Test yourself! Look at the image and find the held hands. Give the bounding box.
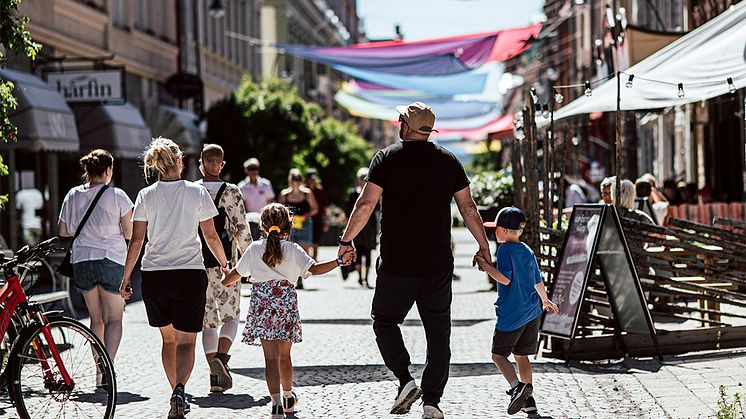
[338,249,357,266]
[119,278,133,300]
[472,247,493,272]
[473,254,491,271]
[542,299,559,313]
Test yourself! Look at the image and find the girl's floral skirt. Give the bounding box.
[242,279,302,346]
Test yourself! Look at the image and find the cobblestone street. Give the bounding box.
[1,229,744,418]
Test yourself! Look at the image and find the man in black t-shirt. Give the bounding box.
[338,102,492,419]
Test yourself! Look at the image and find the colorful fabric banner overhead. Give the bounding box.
[277,24,540,76]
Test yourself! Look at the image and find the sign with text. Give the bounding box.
[46,68,125,104]
[541,205,604,338]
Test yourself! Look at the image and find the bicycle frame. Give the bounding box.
[0,273,74,388]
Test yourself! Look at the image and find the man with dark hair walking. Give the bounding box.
[338,102,492,419]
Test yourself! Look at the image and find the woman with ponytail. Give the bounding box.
[59,149,132,373]
[119,137,229,419]
[222,203,355,419]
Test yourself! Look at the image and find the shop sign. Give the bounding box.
[45,68,125,104]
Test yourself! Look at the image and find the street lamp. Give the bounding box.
[208,0,225,19]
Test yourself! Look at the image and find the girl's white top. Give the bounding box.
[133,180,218,271]
[59,184,133,265]
[235,239,315,286]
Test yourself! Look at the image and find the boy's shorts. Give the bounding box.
[491,316,541,357]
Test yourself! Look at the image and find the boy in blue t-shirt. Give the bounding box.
[475,207,558,416]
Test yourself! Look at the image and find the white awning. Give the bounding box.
[553,2,746,122]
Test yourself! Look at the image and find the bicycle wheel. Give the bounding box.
[8,316,116,419]
[0,311,22,388]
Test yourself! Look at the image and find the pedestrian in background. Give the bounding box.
[612,179,655,224]
[120,137,230,419]
[599,176,615,205]
[238,158,275,240]
[222,203,354,419]
[306,170,329,260]
[279,169,318,289]
[59,149,132,374]
[476,207,558,416]
[339,102,492,419]
[344,167,378,288]
[196,144,252,394]
[15,183,44,246]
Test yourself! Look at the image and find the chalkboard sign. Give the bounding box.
[595,209,654,334]
[541,204,659,359]
[541,205,605,338]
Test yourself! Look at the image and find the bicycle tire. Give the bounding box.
[0,311,22,389]
[8,315,116,419]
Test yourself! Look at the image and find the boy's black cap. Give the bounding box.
[484,206,527,230]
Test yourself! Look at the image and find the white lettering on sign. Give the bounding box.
[46,69,123,103]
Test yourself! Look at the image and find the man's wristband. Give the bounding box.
[338,236,353,246]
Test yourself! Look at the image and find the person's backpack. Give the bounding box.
[200,183,232,268]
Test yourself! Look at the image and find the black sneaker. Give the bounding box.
[521,396,538,415]
[507,382,533,415]
[282,391,298,413]
[209,374,223,393]
[271,403,285,418]
[168,388,186,419]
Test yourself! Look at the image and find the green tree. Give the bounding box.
[1,0,42,206]
[205,76,375,206]
[293,117,375,205]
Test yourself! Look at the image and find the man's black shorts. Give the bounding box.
[141,269,208,333]
[491,316,541,357]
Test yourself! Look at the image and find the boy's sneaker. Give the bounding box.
[168,388,187,419]
[390,380,422,414]
[209,374,223,393]
[422,403,445,419]
[521,396,538,415]
[282,391,298,413]
[271,403,285,418]
[507,382,533,415]
[209,354,233,391]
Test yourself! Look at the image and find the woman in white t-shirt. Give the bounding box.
[58,149,133,369]
[119,137,229,419]
[222,203,354,418]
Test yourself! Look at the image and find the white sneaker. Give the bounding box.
[390,380,422,414]
[422,404,445,419]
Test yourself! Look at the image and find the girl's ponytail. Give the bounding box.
[261,203,292,267]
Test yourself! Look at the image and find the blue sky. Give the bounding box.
[357,0,545,41]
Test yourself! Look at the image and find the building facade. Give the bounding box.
[0,0,261,249]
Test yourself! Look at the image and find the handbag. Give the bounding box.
[57,185,109,278]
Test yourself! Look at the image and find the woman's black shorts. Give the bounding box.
[141,269,208,333]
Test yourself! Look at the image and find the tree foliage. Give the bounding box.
[206,76,375,206]
[1,0,42,206]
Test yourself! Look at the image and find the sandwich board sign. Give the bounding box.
[540,204,661,360]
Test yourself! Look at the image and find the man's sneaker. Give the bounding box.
[422,404,445,419]
[507,382,533,415]
[390,380,422,414]
[271,403,285,419]
[282,391,298,413]
[209,374,223,393]
[209,354,233,391]
[521,396,538,414]
[168,390,186,419]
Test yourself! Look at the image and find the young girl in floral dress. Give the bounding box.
[222,203,354,418]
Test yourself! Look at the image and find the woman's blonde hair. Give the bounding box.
[79,149,113,182]
[611,179,637,210]
[288,168,304,184]
[143,137,182,179]
[260,203,292,267]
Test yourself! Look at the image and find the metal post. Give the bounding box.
[192,0,204,117]
[615,71,622,210]
[525,90,540,250]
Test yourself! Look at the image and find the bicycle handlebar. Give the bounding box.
[2,237,60,269]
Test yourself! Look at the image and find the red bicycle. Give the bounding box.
[0,237,116,418]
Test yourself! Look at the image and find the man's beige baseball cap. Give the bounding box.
[395,102,439,135]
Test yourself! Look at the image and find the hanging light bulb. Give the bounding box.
[677,83,685,98]
[572,135,580,146]
[625,74,634,88]
[541,104,550,119]
[727,77,736,94]
[554,89,564,104]
[584,81,592,97]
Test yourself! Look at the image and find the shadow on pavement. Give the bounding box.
[301,319,491,327]
[116,391,150,405]
[190,393,270,410]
